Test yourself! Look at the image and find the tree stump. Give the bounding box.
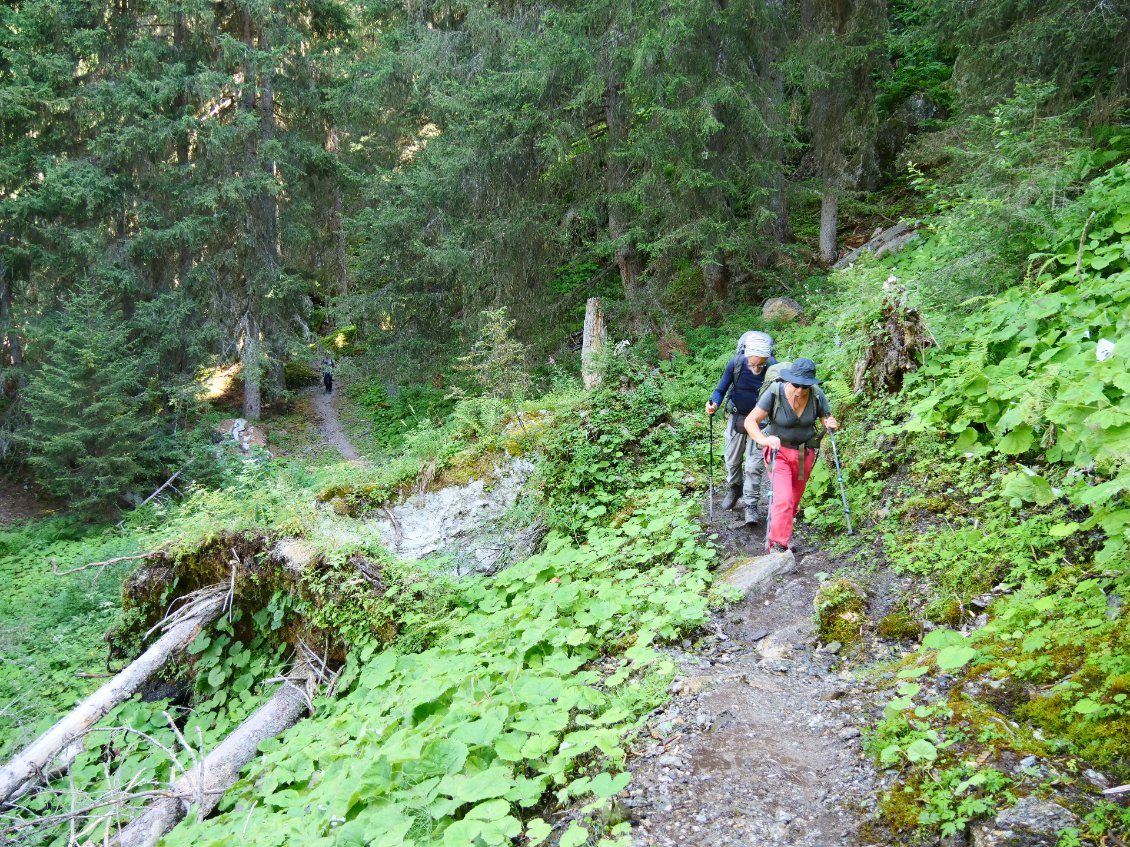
[853,281,935,394]
[581,297,607,390]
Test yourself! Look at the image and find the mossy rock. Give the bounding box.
[877,610,920,641]
[925,596,964,627]
[814,578,868,646]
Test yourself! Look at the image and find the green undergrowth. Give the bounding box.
[157,487,718,847]
[10,609,291,846]
[820,136,1130,842]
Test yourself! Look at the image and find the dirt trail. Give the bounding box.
[625,511,881,847]
[307,387,361,461]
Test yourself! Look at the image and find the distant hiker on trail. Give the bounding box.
[321,356,335,394]
[705,331,776,526]
[744,358,838,552]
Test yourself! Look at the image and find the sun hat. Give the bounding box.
[780,357,821,386]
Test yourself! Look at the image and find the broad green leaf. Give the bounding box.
[525,818,553,845]
[997,426,1034,455]
[922,629,965,649]
[935,645,977,670]
[559,823,589,847]
[905,739,938,763]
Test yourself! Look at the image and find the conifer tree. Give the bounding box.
[16,285,162,510]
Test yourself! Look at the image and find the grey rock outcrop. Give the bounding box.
[971,797,1079,847]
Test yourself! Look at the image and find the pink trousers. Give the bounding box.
[763,446,817,548]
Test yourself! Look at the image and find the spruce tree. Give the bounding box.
[16,284,161,511]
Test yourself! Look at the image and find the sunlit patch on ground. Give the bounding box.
[197,364,242,402]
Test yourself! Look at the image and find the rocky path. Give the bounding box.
[307,386,361,461]
[625,518,881,847]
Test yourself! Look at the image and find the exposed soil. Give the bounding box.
[0,478,55,525]
[625,499,884,847]
[307,386,362,461]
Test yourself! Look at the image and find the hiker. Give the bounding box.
[321,356,335,394]
[744,357,838,552]
[705,332,776,525]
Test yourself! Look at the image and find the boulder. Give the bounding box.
[272,539,320,573]
[971,797,1079,847]
[761,297,803,323]
[722,550,796,596]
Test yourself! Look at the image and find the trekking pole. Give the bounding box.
[828,431,854,535]
[707,413,715,523]
[764,448,778,553]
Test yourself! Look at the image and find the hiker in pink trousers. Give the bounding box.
[743,358,839,552]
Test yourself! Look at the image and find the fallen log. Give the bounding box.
[108,655,324,847]
[0,587,227,807]
[832,221,918,270]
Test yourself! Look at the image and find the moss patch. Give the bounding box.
[814,578,868,646]
[878,610,921,641]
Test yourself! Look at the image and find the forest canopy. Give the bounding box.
[1,0,1128,508]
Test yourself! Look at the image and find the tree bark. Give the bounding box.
[108,657,319,847]
[325,125,349,296]
[819,190,838,264]
[702,258,728,304]
[604,34,648,335]
[581,297,607,390]
[241,313,262,422]
[0,589,226,807]
[238,12,280,422]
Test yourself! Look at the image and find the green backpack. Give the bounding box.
[758,360,792,403]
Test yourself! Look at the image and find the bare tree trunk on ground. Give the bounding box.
[582,297,607,390]
[0,589,227,806]
[819,191,838,265]
[109,656,322,847]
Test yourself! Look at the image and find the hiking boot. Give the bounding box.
[769,542,789,554]
[720,484,742,511]
[743,506,760,526]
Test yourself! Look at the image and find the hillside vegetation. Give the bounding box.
[1,0,1129,844]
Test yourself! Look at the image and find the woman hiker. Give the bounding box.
[705,331,776,526]
[743,357,839,552]
[321,355,335,394]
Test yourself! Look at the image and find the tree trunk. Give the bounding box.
[238,12,280,422]
[604,36,648,335]
[581,297,607,390]
[819,190,838,265]
[0,589,226,807]
[241,313,262,422]
[702,258,728,304]
[0,272,24,387]
[109,657,319,847]
[325,125,349,296]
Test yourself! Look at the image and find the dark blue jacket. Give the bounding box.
[710,355,777,415]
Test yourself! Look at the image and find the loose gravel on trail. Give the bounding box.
[308,386,361,461]
[624,509,884,847]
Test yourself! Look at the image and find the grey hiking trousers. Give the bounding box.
[724,415,768,510]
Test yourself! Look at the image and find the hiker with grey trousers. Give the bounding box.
[705,332,776,525]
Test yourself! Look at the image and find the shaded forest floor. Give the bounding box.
[0,480,54,525]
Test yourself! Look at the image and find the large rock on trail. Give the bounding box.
[971,797,1080,847]
[722,550,797,596]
